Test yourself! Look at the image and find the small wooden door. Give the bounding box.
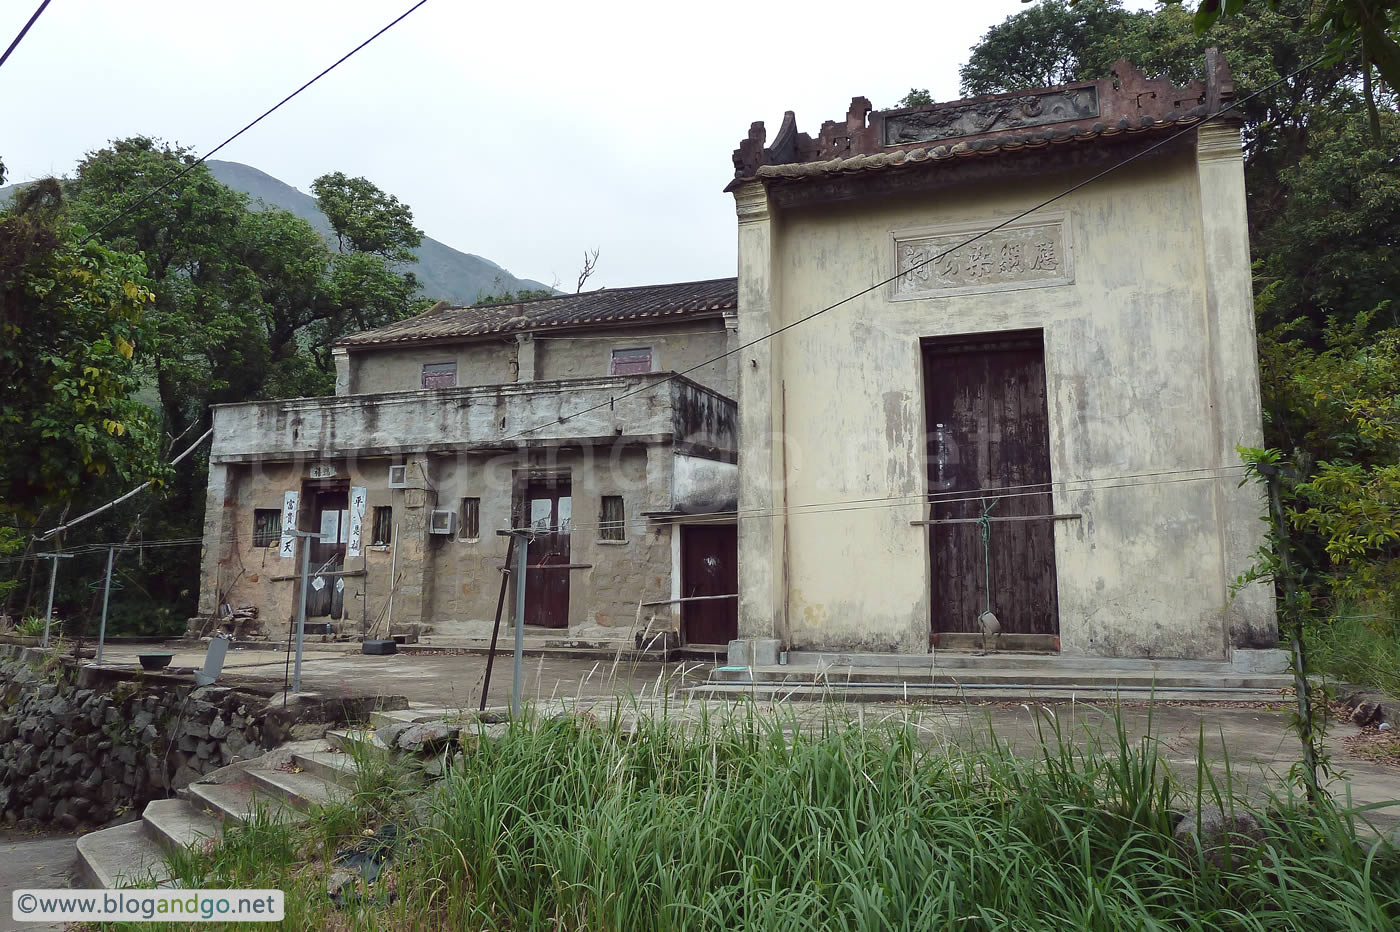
[307,489,347,620]
[522,478,571,629]
[924,331,1059,638]
[680,524,738,645]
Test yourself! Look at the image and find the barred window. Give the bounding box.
[599,496,626,541]
[372,506,393,546]
[253,509,281,547]
[461,497,481,539]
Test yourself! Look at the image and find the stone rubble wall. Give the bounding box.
[0,646,284,830]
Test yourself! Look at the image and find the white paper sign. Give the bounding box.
[347,486,367,558]
[311,576,325,591]
[279,491,299,560]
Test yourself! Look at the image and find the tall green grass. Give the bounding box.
[131,703,1400,931]
[404,705,1400,931]
[1307,608,1400,697]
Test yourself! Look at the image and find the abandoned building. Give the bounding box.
[198,280,742,649]
[726,53,1276,661]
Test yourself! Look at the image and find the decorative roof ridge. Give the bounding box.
[726,51,1236,191]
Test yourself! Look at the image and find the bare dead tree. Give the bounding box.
[576,248,600,293]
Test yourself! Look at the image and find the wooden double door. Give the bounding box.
[923,331,1059,639]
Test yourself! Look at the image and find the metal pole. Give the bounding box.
[41,554,60,647]
[96,547,115,664]
[480,532,517,712]
[511,531,529,719]
[292,531,313,693]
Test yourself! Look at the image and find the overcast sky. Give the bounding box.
[3,0,1153,291]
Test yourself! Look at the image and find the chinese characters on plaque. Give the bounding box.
[279,491,299,560]
[346,486,367,558]
[893,221,1070,299]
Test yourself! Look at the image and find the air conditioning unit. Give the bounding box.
[387,464,408,488]
[428,509,456,536]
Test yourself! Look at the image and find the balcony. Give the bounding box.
[209,373,736,463]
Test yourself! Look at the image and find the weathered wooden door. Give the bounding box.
[523,479,571,629]
[680,524,738,645]
[307,489,348,620]
[923,331,1059,638]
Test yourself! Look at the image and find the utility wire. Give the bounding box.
[495,52,1328,446]
[0,463,1254,563]
[0,0,51,71]
[81,0,429,245]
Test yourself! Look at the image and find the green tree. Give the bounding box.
[959,0,1132,96]
[1163,0,1400,129]
[0,180,162,520]
[310,171,423,263]
[474,287,556,307]
[66,138,263,437]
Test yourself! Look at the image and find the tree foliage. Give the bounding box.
[961,0,1133,96]
[0,182,162,520]
[1,138,435,630]
[311,171,423,263]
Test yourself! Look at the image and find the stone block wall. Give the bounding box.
[0,646,290,829]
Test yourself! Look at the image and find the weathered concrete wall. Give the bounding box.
[202,447,683,644]
[349,341,517,394]
[345,318,739,398]
[735,128,1274,659]
[0,646,276,829]
[210,375,705,462]
[535,319,738,398]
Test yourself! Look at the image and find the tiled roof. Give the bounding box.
[336,277,737,348]
[754,112,1206,184]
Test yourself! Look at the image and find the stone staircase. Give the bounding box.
[73,706,461,889]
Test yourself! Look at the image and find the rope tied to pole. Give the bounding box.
[976,497,1001,618]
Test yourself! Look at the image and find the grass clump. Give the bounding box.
[117,703,1400,931]
[1308,607,1400,697]
[402,706,1400,930]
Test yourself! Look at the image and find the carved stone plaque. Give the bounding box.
[883,88,1099,147]
[892,221,1071,300]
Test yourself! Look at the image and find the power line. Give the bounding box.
[0,463,1253,562]
[0,0,51,71]
[81,0,430,245]
[494,52,1328,446]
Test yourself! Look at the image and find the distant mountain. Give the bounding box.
[1,161,553,305]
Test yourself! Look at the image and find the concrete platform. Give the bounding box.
[688,652,1293,702]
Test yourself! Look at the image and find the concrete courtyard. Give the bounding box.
[87,644,1400,837]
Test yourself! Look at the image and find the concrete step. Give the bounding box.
[686,682,1288,703]
[780,650,1267,674]
[76,820,171,888]
[293,749,360,790]
[245,766,343,810]
[142,798,220,854]
[368,707,456,729]
[183,775,306,827]
[705,664,1293,691]
[328,727,392,759]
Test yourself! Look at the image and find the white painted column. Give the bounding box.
[732,183,786,643]
[332,347,351,395]
[516,333,537,381]
[197,462,233,616]
[1195,121,1277,650]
